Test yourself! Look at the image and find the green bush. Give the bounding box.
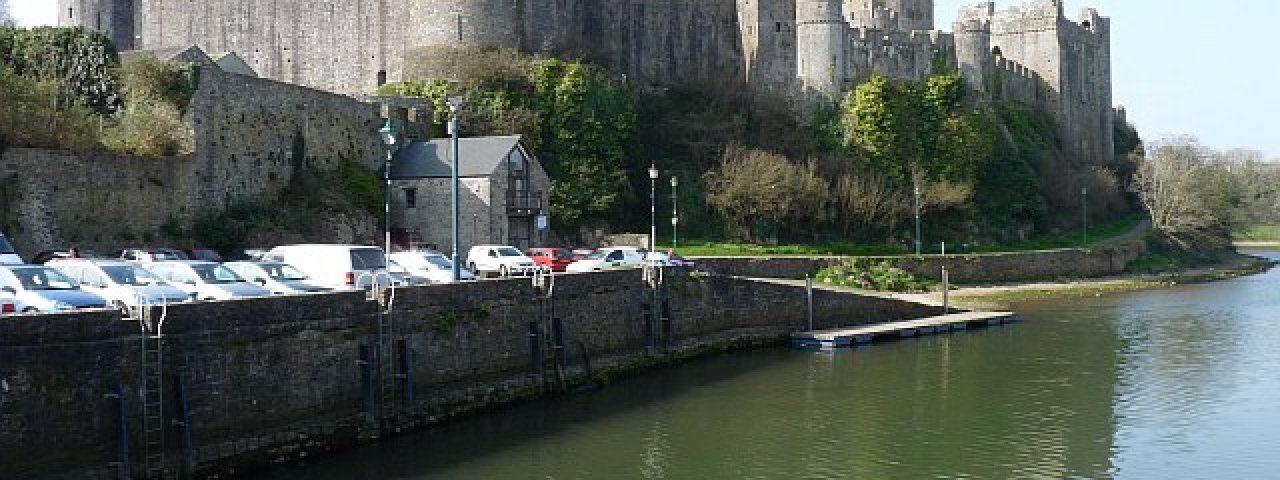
[0,67,101,152]
[815,260,932,292]
[102,99,191,156]
[335,158,382,216]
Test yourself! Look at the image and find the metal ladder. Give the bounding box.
[532,270,565,392]
[362,271,398,426]
[134,299,169,479]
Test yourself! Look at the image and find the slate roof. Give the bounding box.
[389,135,524,179]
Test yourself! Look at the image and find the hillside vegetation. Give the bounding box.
[387,47,1143,248]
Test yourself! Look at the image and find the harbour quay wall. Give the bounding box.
[693,240,1147,283]
[0,269,939,479]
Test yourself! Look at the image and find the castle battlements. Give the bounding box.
[59,0,1114,165]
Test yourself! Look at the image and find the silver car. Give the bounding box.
[0,265,108,312]
[146,261,272,301]
[224,261,333,295]
[47,259,191,309]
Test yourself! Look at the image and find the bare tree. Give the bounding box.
[705,144,828,242]
[0,0,13,27]
[1134,136,1237,250]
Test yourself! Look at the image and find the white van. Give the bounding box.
[0,231,22,265]
[261,244,392,289]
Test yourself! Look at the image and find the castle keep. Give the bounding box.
[59,0,1115,164]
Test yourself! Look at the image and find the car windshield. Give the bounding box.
[350,249,387,269]
[190,264,244,283]
[0,235,14,254]
[102,265,164,286]
[260,263,309,281]
[423,255,453,269]
[151,250,187,261]
[497,247,523,257]
[10,267,78,290]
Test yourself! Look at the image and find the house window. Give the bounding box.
[404,188,417,208]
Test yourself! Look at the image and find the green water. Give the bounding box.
[260,252,1280,479]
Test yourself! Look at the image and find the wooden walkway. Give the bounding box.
[792,311,1018,349]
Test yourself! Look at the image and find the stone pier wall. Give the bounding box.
[0,270,939,479]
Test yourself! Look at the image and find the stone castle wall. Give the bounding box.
[0,65,386,256]
[0,270,941,479]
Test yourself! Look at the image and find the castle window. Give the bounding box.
[68,8,73,19]
[377,70,387,87]
[404,188,417,209]
[991,46,1003,56]
[1082,20,1092,30]
[776,22,782,33]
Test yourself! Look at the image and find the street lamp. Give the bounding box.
[648,164,659,254]
[913,182,922,255]
[379,118,396,262]
[670,176,678,252]
[447,96,464,282]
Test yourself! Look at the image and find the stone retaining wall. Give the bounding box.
[0,270,939,479]
[692,240,1147,283]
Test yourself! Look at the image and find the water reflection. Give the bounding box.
[256,253,1280,480]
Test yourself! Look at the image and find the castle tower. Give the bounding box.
[846,0,934,31]
[796,0,848,98]
[57,0,135,50]
[407,0,522,53]
[953,2,993,91]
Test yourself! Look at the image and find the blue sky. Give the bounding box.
[11,0,1279,159]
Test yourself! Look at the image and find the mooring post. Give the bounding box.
[942,266,950,314]
[806,275,814,332]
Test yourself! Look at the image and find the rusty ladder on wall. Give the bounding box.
[133,300,169,479]
[371,273,399,426]
[532,271,566,392]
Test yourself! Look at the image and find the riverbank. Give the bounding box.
[910,251,1277,310]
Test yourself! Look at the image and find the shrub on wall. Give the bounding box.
[0,67,100,152]
[0,26,121,115]
[101,99,191,156]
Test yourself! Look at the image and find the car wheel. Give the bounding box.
[500,265,509,277]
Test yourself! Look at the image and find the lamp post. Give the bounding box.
[913,182,922,255]
[1082,185,1088,246]
[670,176,678,252]
[648,164,658,253]
[447,96,464,282]
[379,119,396,262]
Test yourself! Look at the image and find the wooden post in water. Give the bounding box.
[942,266,950,314]
[806,275,814,332]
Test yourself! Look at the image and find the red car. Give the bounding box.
[526,248,575,272]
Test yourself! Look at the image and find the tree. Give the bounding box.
[1134,136,1239,251]
[705,144,827,242]
[0,0,13,27]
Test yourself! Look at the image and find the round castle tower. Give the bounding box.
[56,0,135,50]
[796,0,847,98]
[406,0,522,52]
[846,0,934,31]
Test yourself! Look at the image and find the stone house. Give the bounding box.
[389,136,550,255]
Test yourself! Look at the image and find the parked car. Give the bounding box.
[527,247,575,272]
[261,244,394,289]
[1,291,16,314]
[224,261,334,294]
[31,249,105,264]
[644,251,698,271]
[118,248,189,263]
[465,245,541,277]
[145,261,271,301]
[47,259,191,309]
[0,265,108,312]
[570,248,595,261]
[566,246,648,273]
[179,247,224,262]
[0,231,22,265]
[388,251,476,284]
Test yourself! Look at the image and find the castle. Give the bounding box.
[58,0,1114,164]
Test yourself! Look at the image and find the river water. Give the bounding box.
[260,251,1280,479]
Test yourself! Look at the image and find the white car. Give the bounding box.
[261,244,394,289]
[47,259,191,309]
[465,245,541,277]
[566,247,648,273]
[224,261,334,295]
[146,261,272,301]
[0,265,109,312]
[388,251,476,284]
[0,231,22,265]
